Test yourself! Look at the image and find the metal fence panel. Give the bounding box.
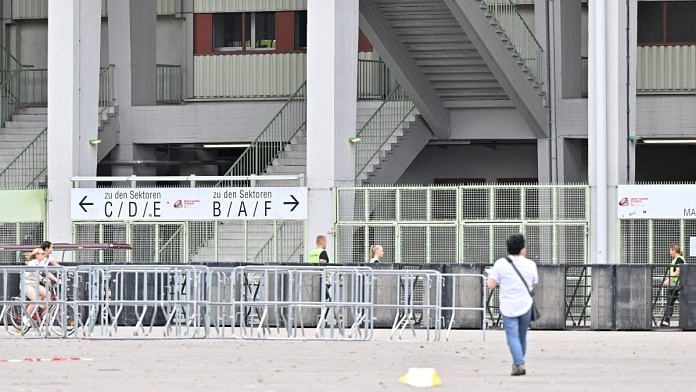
[336,185,589,265]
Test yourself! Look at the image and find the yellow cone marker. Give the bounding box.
[398,368,442,388]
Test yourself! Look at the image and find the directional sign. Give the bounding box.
[71,187,308,221]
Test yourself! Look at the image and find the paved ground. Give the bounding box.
[0,329,694,391]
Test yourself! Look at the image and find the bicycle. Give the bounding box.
[6,280,78,337]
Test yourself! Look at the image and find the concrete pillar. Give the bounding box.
[588,0,637,264]
[47,0,102,244]
[108,0,157,176]
[306,0,359,260]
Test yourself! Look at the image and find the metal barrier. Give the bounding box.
[0,265,71,338]
[440,272,487,341]
[372,269,443,341]
[70,265,209,339]
[0,265,489,340]
[209,266,375,341]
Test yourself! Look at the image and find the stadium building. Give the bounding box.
[0,0,694,275]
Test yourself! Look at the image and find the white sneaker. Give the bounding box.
[22,315,31,326]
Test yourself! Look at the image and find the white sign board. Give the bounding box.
[691,237,696,257]
[71,187,308,221]
[617,185,696,219]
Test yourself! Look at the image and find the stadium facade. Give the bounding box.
[0,0,694,265]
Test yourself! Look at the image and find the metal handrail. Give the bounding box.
[0,127,48,189]
[354,84,415,179]
[99,64,115,115]
[481,0,545,88]
[0,46,23,128]
[217,81,307,185]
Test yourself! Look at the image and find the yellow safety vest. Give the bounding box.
[308,248,324,264]
[670,256,685,285]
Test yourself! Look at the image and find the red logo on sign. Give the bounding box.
[173,200,183,208]
[619,197,629,206]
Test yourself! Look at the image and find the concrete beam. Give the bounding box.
[445,0,548,138]
[359,0,450,138]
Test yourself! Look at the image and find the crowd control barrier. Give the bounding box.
[0,265,488,341]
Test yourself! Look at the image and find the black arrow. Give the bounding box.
[283,195,299,212]
[79,196,94,213]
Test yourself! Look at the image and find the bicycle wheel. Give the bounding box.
[49,303,79,337]
[6,300,29,336]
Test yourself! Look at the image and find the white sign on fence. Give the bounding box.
[617,185,696,219]
[71,187,308,221]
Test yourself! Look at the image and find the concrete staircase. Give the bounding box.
[361,115,432,184]
[360,0,548,135]
[0,105,118,189]
[0,107,48,188]
[265,100,410,176]
[190,220,304,263]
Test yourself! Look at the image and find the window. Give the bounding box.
[246,12,276,50]
[638,1,696,45]
[295,11,307,49]
[213,12,276,52]
[213,13,243,50]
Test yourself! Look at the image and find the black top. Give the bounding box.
[319,250,329,263]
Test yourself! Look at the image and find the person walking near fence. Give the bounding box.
[487,234,539,376]
[661,243,686,327]
[308,235,330,264]
[369,245,384,263]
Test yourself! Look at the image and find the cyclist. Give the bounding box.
[41,241,61,266]
[23,248,59,325]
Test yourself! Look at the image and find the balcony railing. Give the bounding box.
[194,54,391,101]
[0,47,22,128]
[156,64,183,104]
[20,67,47,106]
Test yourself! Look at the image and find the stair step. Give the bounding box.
[279,151,306,159]
[265,165,306,174]
[4,121,48,128]
[11,114,48,122]
[0,134,42,142]
[18,107,47,115]
[285,144,306,152]
[273,157,305,166]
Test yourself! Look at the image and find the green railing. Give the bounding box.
[354,84,415,180]
[156,64,183,104]
[0,47,23,128]
[482,0,545,89]
[0,128,48,189]
[218,81,307,181]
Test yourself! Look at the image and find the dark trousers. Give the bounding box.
[663,286,681,323]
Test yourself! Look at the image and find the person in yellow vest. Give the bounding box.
[661,243,686,327]
[308,235,329,264]
[369,245,384,263]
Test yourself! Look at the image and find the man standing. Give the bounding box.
[308,235,329,264]
[487,234,538,376]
